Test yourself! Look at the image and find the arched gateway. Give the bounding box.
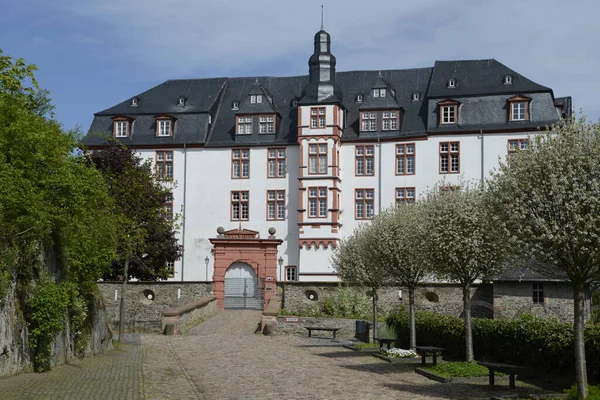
[224,263,260,309]
[210,228,282,310]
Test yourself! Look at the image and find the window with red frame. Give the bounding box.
[308,187,327,218]
[440,142,459,173]
[231,191,249,221]
[396,143,415,175]
[309,144,327,175]
[355,145,375,176]
[232,149,250,179]
[267,148,286,178]
[355,189,375,219]
[267,190,285,220]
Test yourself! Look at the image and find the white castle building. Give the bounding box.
[83,28,571,308]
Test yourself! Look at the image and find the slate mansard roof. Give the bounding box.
[83,57,569,148]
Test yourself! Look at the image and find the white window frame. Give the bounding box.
[286,266,297,281]
[512,102,527,121]
[361,112,377,132]
[115,121,128,138]
[441,105,456,124]
[158,120,172,137]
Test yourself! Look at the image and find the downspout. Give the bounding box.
[181,143,187,281]
[378,137,382,213]
[479,129,484,184]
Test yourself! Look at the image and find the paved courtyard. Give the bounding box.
[0,311,562,399]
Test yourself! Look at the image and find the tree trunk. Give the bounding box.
[372,289,378,341]
[409,287,416,350]
[118,258,130,345]
[574,281,588,400]
[463,284,474,362]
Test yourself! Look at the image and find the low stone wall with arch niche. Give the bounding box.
[98,281,213,333]
[278,282,494,320]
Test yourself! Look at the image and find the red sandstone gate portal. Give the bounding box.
[210,228,282,310]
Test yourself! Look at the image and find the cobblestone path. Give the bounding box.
[0,343,143,399]
[151,310,554,400]
[0,311,560,399]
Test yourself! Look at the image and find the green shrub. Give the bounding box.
[564,384,600,400]
[353,342,380,350]
[377,324,397,339]
[386,309,600,380]
[27,275,69,372]
[321,285,372,319]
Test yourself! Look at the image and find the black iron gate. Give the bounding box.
[224,278,264,310]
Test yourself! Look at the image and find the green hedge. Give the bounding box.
[387,309,600,380]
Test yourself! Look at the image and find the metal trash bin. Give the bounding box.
[355,320,369,342]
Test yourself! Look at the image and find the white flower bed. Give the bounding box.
[380,347,418,358]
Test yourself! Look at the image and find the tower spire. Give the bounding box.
[321,5,324,30]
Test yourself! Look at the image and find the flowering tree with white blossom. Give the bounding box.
[421,183,508,362]
[332,221,389,339]
[332,204,428,346]
[487,116,600,400]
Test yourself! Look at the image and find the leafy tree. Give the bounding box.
[87,140,182,341]
[332,220,390,339]
[487,116,600,399]
[382,204,429,350]
[1,49,119,369]
[421,183,507,362]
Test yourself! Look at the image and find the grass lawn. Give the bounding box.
[352,342,380,350]
[422,361,493,378]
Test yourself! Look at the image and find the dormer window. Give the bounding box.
[508,95,531,121]
[178,96,186,106]
[412,92,420,102]
[361,112,377,131]
[382,111,398,130]
[130,97,139,107]
[115,121,128,137]
[232,101,240,110]
[112,116,132,138]
[504,74,513,85]
[373,88,386,98]
[250,94,263,104]
[512,102,527,120]
[155,115,174,137]
[158,120,171,136]
[438,100,460,125]
[441,106,456,124]
[447,78,456,88]
[356,94,363,102]
[237,116,252,134]
[259,115,275,134]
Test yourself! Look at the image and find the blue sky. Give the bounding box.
[2,0,598,133]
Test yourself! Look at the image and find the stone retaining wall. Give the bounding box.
[493,281,579,321]
[0,283,112,378]
[279,282,494,319]
[98,281,213,333]
[162,295,217,335]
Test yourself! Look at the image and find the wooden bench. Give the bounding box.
[478,362,526,390]
[415,346,445,366]
[374,337,397,349]
[305,327,340,339]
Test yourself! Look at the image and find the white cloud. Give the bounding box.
[49,0,600,119]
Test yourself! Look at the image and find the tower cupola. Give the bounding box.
[299,29,343,104]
